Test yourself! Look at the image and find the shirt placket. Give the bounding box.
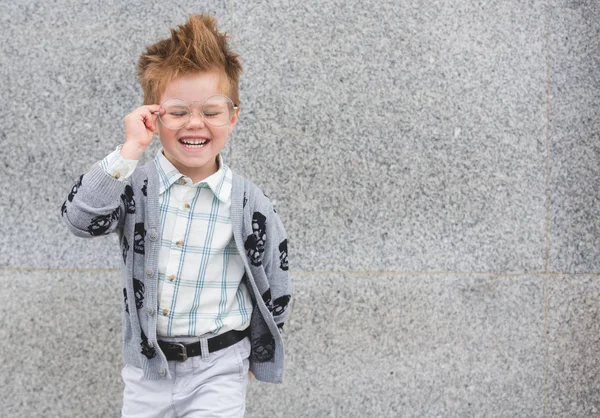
[158,181,195,336]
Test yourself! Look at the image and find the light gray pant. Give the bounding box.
[121,336,251,418]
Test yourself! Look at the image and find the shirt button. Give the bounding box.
[162,309,169,316]
[181,178,188,185]
[184,203,190,209]
[175,240,183,247]
[145,268,153,277]
[147,307,154,316]
[169,274,176,282]
[113,172,121,179]
[159,368,166,377]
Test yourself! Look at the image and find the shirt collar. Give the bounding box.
[154,149,232,203]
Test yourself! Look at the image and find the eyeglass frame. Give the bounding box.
[153,94,239,130]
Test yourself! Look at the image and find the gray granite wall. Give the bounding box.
[1,0,599,417]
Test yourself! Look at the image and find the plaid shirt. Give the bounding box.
[102,147,252,337]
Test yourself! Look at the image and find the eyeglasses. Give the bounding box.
[154,95,238,129]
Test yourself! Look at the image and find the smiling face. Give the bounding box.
[157,70,238,182]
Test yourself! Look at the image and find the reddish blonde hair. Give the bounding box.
[137,14,242,105]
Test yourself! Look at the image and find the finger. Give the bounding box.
[145,104,162,118]
[138,107,159,130]
[147,106,165,131]
[138,104,164,119]
[141,104,161,112]
[142,113,158,133]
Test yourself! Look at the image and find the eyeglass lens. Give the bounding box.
[159,95,235,129]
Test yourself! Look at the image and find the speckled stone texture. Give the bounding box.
[231,0,548,273]
[3,0,600,417]
[0,270,123,418]
[549,1,600,273]
[545,275,600,417]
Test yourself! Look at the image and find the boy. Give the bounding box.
[61,14,291,418]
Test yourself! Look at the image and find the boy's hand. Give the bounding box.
[121,104,163,160]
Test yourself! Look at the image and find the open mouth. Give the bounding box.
[179,138,210,149]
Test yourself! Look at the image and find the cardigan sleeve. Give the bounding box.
[261,200,292,330]
[60,162,130,238]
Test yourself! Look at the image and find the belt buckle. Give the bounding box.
[170,342,188,361]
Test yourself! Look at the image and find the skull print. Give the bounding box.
[251,334,275,363]
[87,206,121,236]
[272,295,291,317]
[123,288,129,314]
[133,278,145,309]
[141,178,148,196]
[121,185,136,214]
[88,214,112,235]
[134,223,145,254]
[261,289,290,317]
[244,212,266,266]
[262,289,272,308]
[279,239,288,271]
[68,175,83,202]
[140,330,156,359]
[121,235,129,264]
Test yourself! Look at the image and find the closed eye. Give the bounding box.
[169,112,189,118]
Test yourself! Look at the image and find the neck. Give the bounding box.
[188,163,218,183]
[162,151,219,183]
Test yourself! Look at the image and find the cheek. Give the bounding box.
[159,129,178,145]
[206,120,229,135]
[212,126,229,140]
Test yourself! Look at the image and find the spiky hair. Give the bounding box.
[137,14,242,105]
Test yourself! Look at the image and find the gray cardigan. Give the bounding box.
[61,159,291,383]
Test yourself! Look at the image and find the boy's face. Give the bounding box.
[157,70,238,182]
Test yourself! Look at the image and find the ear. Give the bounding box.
[227,107,240,135]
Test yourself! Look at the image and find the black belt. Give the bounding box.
[158,328,250,362]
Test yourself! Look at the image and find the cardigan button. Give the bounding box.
[149,229,157,241]
[147,307,154,316]
[159,368,166,377]
[145,268,153,277]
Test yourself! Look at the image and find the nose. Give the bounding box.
[185,106,206,129]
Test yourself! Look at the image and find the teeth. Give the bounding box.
[181,139,207,147]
